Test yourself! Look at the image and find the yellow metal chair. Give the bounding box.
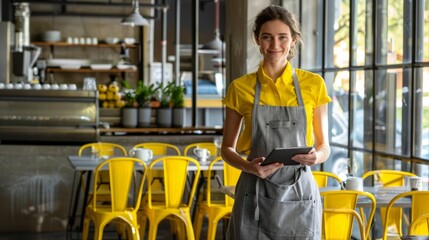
[81,157,147,240]
[312,171,343,188]
[132,142,181,198]
[193,156,241,240]
[320,190,376,239]
[362,170,417,237]
[139,156,201,240]
[183,142,218,157]
[78,142,127,202]
[382,191,429,240]
[408,213,429,236]
[323,208,366,240]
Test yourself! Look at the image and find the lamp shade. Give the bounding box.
[121,0,149,26]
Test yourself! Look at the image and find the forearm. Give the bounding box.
[315,144,330,164]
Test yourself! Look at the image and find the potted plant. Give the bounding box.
[121,88,137,128]
[171,83,186,127]
[135,81,157,127]
[156,81,173,127]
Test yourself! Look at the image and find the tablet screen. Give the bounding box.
[260,147,312,166]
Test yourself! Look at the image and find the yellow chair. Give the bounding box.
[323,208,366,240]
[193,156,241,240]
[312,171,343,188]
[140,156,201,240]
[78,142,127,202]
[183,142,218,157]
[81,157,147,240]
[320,190,376,239]
[132,142,181,197]
[362,170,417,237]
[382,191,429,240]
[408,214,429,236]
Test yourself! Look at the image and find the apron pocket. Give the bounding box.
[241,192,316,238]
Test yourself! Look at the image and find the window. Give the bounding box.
[284,0,429,178]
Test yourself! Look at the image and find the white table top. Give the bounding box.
[67,155,224,171]
[220,185,412,208]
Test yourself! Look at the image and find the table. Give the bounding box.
[219,185,412,208]
[66,155,224,239]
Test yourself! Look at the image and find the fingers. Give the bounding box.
[248,157,283,179]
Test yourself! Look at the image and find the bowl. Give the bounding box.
[42,30,62,42]
[105,37,119,44]
[123,37,135,45]
[90,64,113,70]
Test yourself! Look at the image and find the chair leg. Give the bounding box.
[139,215,147,240]
[207,218,219,240]
[183,213,196,240]
[193,208,204,240]
[82,217,90,240]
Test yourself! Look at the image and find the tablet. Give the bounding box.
[260,147,312,166]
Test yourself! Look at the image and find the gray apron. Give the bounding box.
[227,68,322,239]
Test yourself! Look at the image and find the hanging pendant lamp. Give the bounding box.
[202,0,224,56]
[121,0,149,26]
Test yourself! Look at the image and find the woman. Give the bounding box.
[221,5,331,239]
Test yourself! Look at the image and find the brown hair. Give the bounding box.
[252,5,303,60]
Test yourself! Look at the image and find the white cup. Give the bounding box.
[193,148,210,162]
[409,177,422,191]
[129,148,153,161]
[344,176,363,191]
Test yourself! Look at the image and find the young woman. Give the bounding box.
[221,5,331,239]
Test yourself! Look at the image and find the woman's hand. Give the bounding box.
[291,148,318,166]
[245,157,284,179]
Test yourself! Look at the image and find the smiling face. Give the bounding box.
[256,19,296,65]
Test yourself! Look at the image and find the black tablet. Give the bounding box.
[260,147,313,166]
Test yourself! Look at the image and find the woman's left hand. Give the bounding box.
[291,148,318,166]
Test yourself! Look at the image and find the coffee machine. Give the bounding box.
[12,2,41,83]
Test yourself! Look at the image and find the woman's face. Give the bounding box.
[256,19,296,64]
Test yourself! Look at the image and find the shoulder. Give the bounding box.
[228,72,257,92]
[295,68,324,83]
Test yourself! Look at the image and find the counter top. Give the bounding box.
[100,127,223,135]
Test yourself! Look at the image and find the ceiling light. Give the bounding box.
[121,0,149,27]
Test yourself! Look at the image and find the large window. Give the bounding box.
[286,0,429,179]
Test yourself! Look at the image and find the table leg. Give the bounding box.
[67,171,82,240]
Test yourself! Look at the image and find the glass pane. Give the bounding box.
[325,0,350,68]
[414,67,429,160]
[375,0,412,65]
[374,68,411,156]
[299,0,323,69]
[350,70,372,149]
[415,0,429,62]
[327,71,349,147]
[323,146,349,181]
[353,0,373,66]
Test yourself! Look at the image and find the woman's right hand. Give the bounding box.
[245,157,284,179]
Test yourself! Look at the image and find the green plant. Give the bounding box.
[122,88,136,107]
[157,81,174,108]
[170,83,185,108]
[135,81,157,107]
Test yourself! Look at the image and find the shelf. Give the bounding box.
[47,67,137,73]
[32,41,137,48]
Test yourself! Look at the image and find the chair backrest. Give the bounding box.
[323,208,366,240]
[320,190,376,239]
[132,142,181,156]
[206,157,241,207]
[312,171,343,187]
[183,142,217,157]
[92,157,147,212]
[409,213,429,236]
[362,170,416,186]
[383,191,429,239]
[146,156,200,209]
[78,142,127,157]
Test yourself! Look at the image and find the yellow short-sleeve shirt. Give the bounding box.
[222,62,331,155]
